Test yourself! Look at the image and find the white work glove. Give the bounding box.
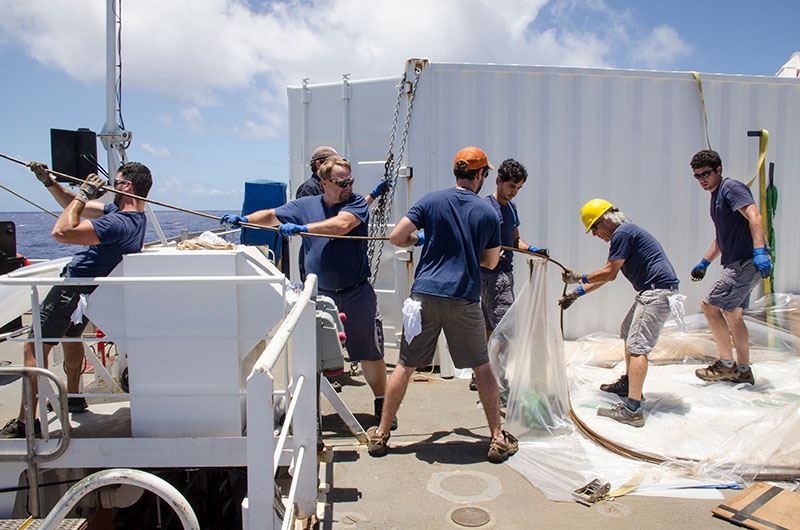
[76,174,107,203]
[28,161,54,187]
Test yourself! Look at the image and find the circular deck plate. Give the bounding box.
[450,506,491,527]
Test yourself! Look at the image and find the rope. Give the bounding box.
[502,245,800,478]
[0,183,57,217]
[0,152,389,242]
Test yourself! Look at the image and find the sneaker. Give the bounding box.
[487,430,518,463]
[373,398,398,431]
[597,402,644,427]
[730,367,755,385]
[695,360,738,382]
[599,374,628,397]
[469,373,478,391]
[68,397,88,414]
[0,418,41,439]
[366,426,390,457]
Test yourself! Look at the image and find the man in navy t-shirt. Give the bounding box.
[1,161,151,439]
[366,146,518,464]
[560,199,679,428]
[475,158,547,392]
[221,157,392,426]
[689,149,771,385]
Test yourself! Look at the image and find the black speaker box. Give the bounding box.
[50,128,98,183]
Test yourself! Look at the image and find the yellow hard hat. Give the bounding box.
[580,198,614,233]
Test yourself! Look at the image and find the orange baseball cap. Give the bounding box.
[453,146,494,171]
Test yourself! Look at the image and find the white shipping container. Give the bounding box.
[288,59,800,341]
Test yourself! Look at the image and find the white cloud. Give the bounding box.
[0,0,692,136]
[140,142,189,159]
[155,174,240,199]
[632,25,693,67]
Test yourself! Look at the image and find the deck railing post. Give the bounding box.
[245,366,275,530]
[290,278,318,519]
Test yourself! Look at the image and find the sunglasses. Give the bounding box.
[693,169,714,180]
[327,177,354,188]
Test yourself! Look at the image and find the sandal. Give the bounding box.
[366,426,390,457]
[487,430,518,463]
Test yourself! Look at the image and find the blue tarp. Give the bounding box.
[240,180,287,261]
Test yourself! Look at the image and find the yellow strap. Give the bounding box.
[691,72,712,150]
[745,129,768,188]
[608,474,644,498]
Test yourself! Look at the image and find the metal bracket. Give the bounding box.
[572,478,610,506]
[398,166,413,179]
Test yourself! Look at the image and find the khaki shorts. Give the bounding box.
[704,258,761,313]
[399,293,488,369]
[619,288,674,356]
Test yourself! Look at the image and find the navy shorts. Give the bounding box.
[399,293,488,369]
[321,282,384,362]
[31,284,96,346]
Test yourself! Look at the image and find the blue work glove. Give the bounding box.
[370,179,390,199]
[691,258,711,282]
[414,231,425,247]
[527,245,549,257]
[220,214,248,226]
[752,247,772,278]
[278,223,308,236]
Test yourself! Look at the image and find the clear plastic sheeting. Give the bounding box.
[493,261,800,501]
[488,258,570,437]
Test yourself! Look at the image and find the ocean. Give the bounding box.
[1,210,230,260]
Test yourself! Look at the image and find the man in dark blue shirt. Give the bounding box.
[1,161,151,439]
[689,150,771,385]
[560,199,679,428]
[222,157,391,426]
[367,146,518,464]
[475,158,546,392]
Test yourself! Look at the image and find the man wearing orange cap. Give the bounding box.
[366,146,518,463]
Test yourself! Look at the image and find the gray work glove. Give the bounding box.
[562,268,582,284]
[558,289,581,310]
[76,173,107,203]
[28,161,54,187]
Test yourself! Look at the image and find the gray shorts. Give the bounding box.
[619,288,674,356]
[400,293,488,369]
[321,282,384,362]
[480,270,515,331]
[704,258,761,313]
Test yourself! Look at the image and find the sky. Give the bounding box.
[0,0,797,213]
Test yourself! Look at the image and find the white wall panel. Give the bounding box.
[290,61,800,339]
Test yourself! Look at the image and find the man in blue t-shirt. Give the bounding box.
[689,150,771,385]
[1,161,151,439]
[560,199,679,428]
[366,146,518,464]
[221,157,392,427]
[474,158,547,392]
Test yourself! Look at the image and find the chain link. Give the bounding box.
[368,65,422,285]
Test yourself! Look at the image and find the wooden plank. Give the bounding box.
[712,482,800,530]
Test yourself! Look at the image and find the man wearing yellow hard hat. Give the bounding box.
[559,199,679,427]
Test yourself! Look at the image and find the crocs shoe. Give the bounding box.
[366,426,389,457]
[487,430,518,463]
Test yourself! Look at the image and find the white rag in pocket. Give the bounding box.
[402,297,422,345]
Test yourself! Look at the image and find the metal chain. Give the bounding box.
[368,64,422,285]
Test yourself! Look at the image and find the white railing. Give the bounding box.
[244,274,318,530]
[0,269,322,529]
